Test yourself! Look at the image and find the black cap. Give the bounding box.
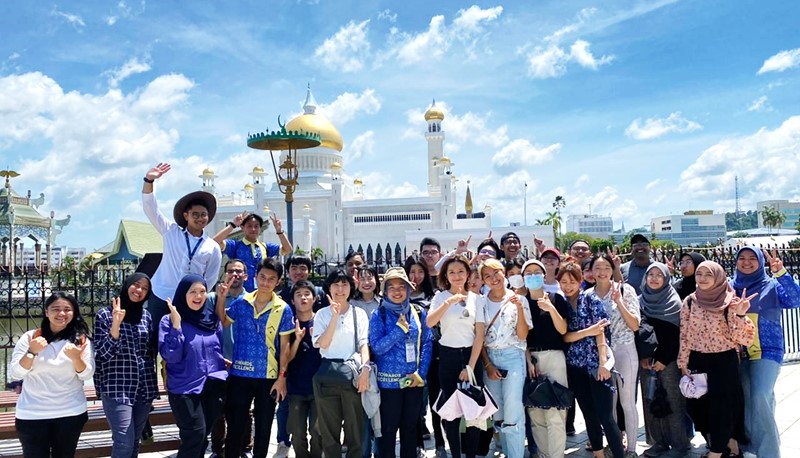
[630,234,650,244]
[241,214,265,227]
[500,232,519,244]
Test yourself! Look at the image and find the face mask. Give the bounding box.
[507,274,524,289]
[524,273,545,291]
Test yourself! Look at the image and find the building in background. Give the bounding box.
[650,211,726,246]
[566,214,614,238]
[757,200,800,230]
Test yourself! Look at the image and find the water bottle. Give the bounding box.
[645,368,658,399]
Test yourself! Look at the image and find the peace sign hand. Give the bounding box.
[456,235,472,255]
[294,319,307,340]
[729,288,758,316]
[611,282,623,304]
[537,294,555,313]
[233,210,249,228]
[166,297,181,330]
[666,255,676,276]
[327,294,341,317]
[763,249,784,274]
[217,277,233,297]
[270,213,283,234]
[111,297,126,327]
[606,247,621,268]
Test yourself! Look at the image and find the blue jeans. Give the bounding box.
[277,398,291,445]
[485,347,526,458]
[740,358,781,457]
[102,395,153,458]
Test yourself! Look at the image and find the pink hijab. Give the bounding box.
[693,261,733,312]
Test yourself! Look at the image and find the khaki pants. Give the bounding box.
[528,350,568,458]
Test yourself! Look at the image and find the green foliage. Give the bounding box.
[730,231,750,238]
[789,238,800,249]
[761,205,786,235]
[725,210,758,231]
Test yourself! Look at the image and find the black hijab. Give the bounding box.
[674,252,706,299]
[119,272,151,324]
[172,274,218,333]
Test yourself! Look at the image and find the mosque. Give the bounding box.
[200,87,546,262]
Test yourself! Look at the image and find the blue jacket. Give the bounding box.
[368,305,432,389]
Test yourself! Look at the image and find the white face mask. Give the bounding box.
[507,274,524,289]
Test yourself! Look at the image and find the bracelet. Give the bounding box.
[736,313,747,318]
[143,177,154,183]
[360,363,371,371]
[280,370,287,377]
[275,231,284,235]
[227,221,238,229]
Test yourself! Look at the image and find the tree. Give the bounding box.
[552,196,566,235]
[761,206,786,235]
[546,210,561,245]
[310,247,325,263]
[796,219,800,235]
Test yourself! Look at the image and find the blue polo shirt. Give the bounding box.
[226,291,294,379]
[224,239,280,292]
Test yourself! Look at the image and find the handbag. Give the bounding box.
[434,365,497,423]
[523,376,574,410]
[679,372,708,399]
[635,316,659,359]
[314,308,361,384]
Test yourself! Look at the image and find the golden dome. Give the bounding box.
[439,156,451,165]
[201,167,215,176]
[424,99,445,121]
[286,85,344,152]
[353,178,363,185]
[244,183,254,191]
[330,161,342,170]
[252,166,265,174]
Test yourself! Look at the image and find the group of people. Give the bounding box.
[7,163,799,458]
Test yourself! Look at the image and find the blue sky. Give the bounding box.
[1,0,799,251]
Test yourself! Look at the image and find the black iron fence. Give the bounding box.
[2,243,800,384]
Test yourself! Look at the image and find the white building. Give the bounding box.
[757,200,800,230]
[566,214,613,237]
[650,211,726,246]
[21,246,85,268]
[204,88,526,262]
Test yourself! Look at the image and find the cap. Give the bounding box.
[539,248,562,260]
[500,232,520,244]
[630,234,650,245]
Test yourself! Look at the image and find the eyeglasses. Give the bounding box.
[479,249,496,256]
[226,269,245,275]
[571,246,590,252]
[189,212,209,219]
[421,250,440,257]
[541,257,560,263]
[646,273,664,279]
[632,242,650,248]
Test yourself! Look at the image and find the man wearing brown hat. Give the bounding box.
[142,163,223,334]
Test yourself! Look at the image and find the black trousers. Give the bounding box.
[379,387,424,458]
[225,375,277,458]
[438,345,482,458]
[16,411,88,458]
[168,377,226,458]
[418,351,445,448]
[288,394,322,458]
[312,374,364,458]
[567,365,625,458]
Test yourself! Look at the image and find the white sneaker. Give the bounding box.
[274,442,291,458]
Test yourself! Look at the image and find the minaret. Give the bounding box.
[250,165,267,212]
[330,162,344,256]
[199,167,217,194]
[465,181,473,219]
[424,99,445,196]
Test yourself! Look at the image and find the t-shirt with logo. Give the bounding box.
[226,291,294,379]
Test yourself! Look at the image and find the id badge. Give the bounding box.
[405,339,416,363]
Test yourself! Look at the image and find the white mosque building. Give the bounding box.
[201,87,548,262]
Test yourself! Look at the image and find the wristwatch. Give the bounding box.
[25,351,37,359]
[227,221,238,229]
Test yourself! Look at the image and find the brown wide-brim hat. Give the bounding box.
[173,191,217,228]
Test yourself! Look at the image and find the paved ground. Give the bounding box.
[3,363,797,457]
[135,362,800,457]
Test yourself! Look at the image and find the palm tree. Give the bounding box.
[795,218,800,235]
[761,206,785,235]
[552,196,566,234]
[546,210,561,245]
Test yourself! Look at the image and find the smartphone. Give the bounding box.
[498,369,508,378]
[399,376,414,388]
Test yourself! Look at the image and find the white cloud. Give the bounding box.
[526,40,612,78]
[348,131,375,161]
[106,56,151,87]
[0,71,195,217]
[377,9,397,23]
[491,139,561,172]
[757,48,800,74]
[679,116,800,203]
[544,8,597,42]
[645,179,661,190]
[574,174,589,187]
[747,95,772,113]
[313,20,371,72]
[224,133,244,144]
[390,5,502,65]
[52,8,85,28]
[317,89,380,125]
[403,101,508,148]
[355,171,425,199]
[625,112,702,140]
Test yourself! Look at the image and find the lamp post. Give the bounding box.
[247,118,320,246]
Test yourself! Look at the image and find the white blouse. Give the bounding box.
[430,291,485,348]
[482,290,532,351]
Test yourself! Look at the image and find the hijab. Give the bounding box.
[638,262,682,326]
[381,283,412,316]
[732,247,777,315]
[675,252,706,299]
[692,261,734,312]
[119,272,151,324]
[172,274,218,333]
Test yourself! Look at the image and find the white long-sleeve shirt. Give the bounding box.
[142,192,222,300]
[10,330,95,420]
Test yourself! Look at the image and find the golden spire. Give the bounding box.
[0,169,20,190]
[465,180,473,216]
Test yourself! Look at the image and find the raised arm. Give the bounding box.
[141,163,173,234]
[270,213,293,256]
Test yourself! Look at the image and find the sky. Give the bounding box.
[1,0,799,251]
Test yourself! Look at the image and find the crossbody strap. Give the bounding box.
[485,292,513,335]
[352,306,359,355]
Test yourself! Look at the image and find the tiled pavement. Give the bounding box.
[3,363,798,457]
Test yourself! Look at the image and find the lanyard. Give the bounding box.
[184,231,204,266]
